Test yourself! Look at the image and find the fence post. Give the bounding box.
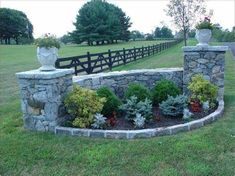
[148,46,150,56]
[152,45,155,55]
[123,48,126,65]
[87,52,92,74]
[134,47,136,61]
[142,46,144,58]
[108,49,112,71]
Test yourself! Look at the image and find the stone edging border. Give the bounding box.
[55,100,224,139]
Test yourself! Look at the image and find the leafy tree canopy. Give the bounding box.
[130,30,145,41]
[71,0,131,45]
[154,26,174,38]
[0,8,33,44]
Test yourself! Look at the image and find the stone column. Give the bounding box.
[16,69,73,132]
[182,46,228,100]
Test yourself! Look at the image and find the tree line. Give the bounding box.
[0,8,33,45]
[1,0,234,46]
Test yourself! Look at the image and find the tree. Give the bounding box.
[212,24,235,42]
[145,33,154,41]
[0,8,33,44]
[188,29,196,38]
[71,0,131,45]
[154,26,174,38]
[130,30,144,41]
[60,34,73,44]
[165,0,206,46]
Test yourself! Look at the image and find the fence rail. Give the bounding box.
[55,39,183,75]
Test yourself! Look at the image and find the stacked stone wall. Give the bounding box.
[73,68,183,98]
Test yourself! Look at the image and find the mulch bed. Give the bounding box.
[63,104,218,130]
[106,104,217,130]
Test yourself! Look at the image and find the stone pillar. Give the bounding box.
[183,46,228,100]
[16,69,73,132]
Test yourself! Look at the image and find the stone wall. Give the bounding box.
[16,69,73,132]
[73,68,183,98]
[183,46,228,100]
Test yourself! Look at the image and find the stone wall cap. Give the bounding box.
[182,45,228,52]
[73,68,183,81]
[16,69,74,79]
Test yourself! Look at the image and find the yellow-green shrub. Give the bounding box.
[188,74,218,106]
[64,86,106,128]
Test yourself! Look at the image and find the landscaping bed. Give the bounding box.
[62,75,219,134]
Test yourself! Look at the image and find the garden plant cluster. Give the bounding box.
[64,74,218,130]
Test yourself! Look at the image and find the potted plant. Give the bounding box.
[195,17,213,46]
[35,34,60,71]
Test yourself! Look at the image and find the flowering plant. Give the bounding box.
[195,17,213,30]
[35,33,60,49]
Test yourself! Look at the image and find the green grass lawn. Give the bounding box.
[0,40,235,176]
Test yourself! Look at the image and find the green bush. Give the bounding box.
[96,87,122,117]
[64,86,106,128]
[159,95,188,117]
[124,83,151,102]
[188,74,218,107]
[119,96,152,121]
[152,79,181,105]
[35,34,60,49]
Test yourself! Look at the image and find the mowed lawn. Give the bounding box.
[0,40,235,176]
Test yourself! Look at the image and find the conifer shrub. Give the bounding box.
[159,95,188,117]
[124,83,151,102]
[119,96,152,121]
[152,79,181,105]
[97,87,122,117]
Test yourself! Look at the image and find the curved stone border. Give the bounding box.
[55,100,224,139]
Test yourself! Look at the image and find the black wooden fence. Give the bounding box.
[55,39,183,75]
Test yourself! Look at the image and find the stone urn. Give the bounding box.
[37,47,58,71]
[195,29,212,46]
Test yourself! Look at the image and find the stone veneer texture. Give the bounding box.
[16,69,73,132]
[183,46,228,100]
[73,68,183,98]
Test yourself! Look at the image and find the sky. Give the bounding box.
[1,0,235,38]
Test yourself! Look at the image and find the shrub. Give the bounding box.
[119,96,152,121]
[97,87,122,117]
[64,86,106,128]
[124,83,151,102]
[188,74,218,107]
[159,95,188,117]
[91,113,107,129]
[133,113,145,128]
[183,108,193,120]
[152,79,181,105]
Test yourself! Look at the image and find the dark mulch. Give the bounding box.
[105,104,218,130]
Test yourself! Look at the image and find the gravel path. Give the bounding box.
[224,42,235,58]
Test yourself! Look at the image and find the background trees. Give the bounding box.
[71,0,131,45]
[165,0,206,46]
[154,26,174,38]
[0,8,33,45]
[212,24,235,42]
[130,30,145,41]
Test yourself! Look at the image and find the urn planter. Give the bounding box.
[37,47,58,71]
[195,29,212,46]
